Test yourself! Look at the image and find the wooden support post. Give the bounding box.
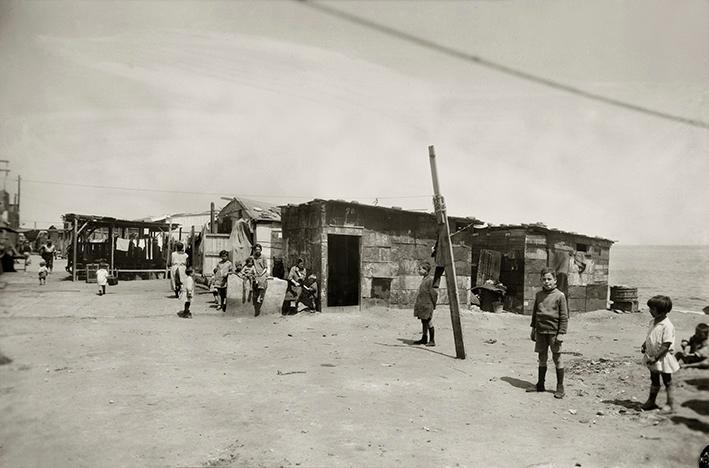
[72,218,78,282]
[166,220,172,280]
[190,225,195,270]
[210,202,216,233]
[109,224,115,273]
[428,145,466,359]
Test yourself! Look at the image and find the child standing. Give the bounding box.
[177,267,195,319]
[641,295,680,412]
[96,263,109,296]
[528,267,568,399]
[238,256,256,304]
[677,323,709,366]
[283,258,306,315]
[212,250,234,312]
[413,261,438,347]
[251,244,268,317]
[170,242,189,298]
[38,260,48,285]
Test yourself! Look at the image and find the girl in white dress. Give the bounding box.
[170,242,189,298]
[640,295,680,413]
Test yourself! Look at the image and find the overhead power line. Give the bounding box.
[297,0,709,130]
[23,178,429,200]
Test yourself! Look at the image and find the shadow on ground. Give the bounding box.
[682,400,709,416]
[602,399,642,411]
[671,416,709,434]
[369,339,457,359]
[684,378,709,391]
[500,376,533,389]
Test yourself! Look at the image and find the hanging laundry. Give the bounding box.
[115,237,130,252]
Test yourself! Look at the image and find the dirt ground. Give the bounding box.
[1,257,708,468]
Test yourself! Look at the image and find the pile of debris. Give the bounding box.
[566,357,632,376]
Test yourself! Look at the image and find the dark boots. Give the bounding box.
[641,385,661,411]
[413,329,428,345]
[527,366,547,392]
[554,368,565,399]
[413,320,428,345]
[425,327,436,347]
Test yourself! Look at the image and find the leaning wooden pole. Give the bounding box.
[72,218,78,282]
[429,145,466,359]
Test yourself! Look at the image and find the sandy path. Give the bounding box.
[1,258,707,467]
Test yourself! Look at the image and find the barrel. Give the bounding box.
[610,286,638,302]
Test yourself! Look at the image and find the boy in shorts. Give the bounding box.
[527,267,568,399]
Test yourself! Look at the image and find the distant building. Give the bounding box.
[139,210,213,241]
[216,197,284,276]
[0,189,19,229]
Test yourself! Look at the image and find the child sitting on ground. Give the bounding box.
[528,267,568,399]
[96,263,109,296]
[38,261,48,286]
[676,323,709,366]
[177,267,195,319]
[640,295,680,413]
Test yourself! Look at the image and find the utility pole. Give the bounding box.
[428,145,466,359]
[17,175,21,225]
[0,160,9,191]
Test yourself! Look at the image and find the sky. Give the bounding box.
[0,0,707,245]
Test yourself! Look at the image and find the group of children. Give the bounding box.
[206,244,270,316]
[170,243,272,319]
[412,263,708,412]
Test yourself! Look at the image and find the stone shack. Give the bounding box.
[470,224,614,314]
[281,199,479,310]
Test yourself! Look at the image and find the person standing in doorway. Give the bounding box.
[252,244,268,316]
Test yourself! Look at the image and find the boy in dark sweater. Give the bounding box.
[527,267,569,399]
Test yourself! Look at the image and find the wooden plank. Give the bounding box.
[429,145,465,359]
[568,298,586,313]
[475,249,501,286]
[586,284,608,300]
[567,285,586,300]
[586,298,608,312]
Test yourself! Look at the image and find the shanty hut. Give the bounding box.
[63,213,175,281]
[216,197,284,276]
[470,223,614,314]
[281,199,480,310]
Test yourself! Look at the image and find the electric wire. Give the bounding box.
[296,0,709,130]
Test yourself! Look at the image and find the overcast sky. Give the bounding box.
[1,0,707,244]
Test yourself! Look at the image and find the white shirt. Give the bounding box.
[96,269,109,286]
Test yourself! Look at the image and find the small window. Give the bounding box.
[576,243,588,252]
[371,277,392,300]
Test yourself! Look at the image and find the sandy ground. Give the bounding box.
[1,257,708,468]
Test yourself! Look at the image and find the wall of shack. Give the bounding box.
[282,201,472,309]
[471,228,612,314]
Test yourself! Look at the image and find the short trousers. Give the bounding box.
[534,332,562,354]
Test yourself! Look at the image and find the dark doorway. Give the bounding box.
[327,234,360,307]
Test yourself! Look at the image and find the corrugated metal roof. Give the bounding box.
[221,197,281,222]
